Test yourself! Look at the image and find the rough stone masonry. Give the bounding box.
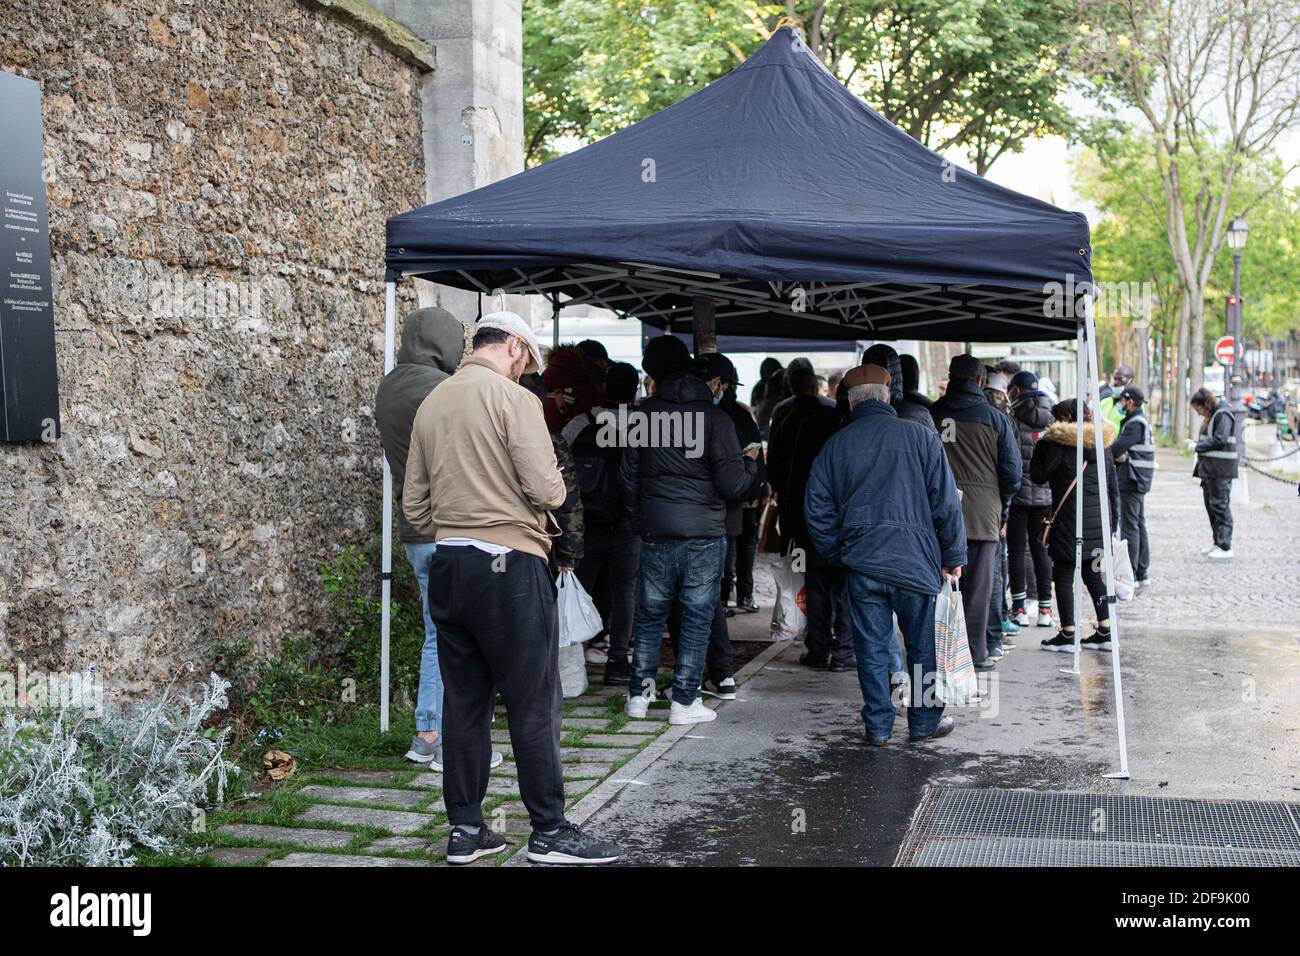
[0,0,428,697]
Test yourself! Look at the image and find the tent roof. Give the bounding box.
[386,29,1092,343]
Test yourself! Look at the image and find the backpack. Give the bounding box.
[567,411,624,529]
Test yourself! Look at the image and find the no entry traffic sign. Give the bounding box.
[1215,335,1236,366]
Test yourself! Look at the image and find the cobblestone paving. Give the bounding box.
[204,681,670,867]
[1114,431,1300,631]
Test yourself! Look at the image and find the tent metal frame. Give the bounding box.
[378,277,1130,780]
[425,260,1079,342]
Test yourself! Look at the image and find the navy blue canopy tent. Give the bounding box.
[377,29,1128,779]
[386,28,1092,344]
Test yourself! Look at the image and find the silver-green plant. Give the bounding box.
[0,672,240,866]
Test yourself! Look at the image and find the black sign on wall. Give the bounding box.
[0,70,60,442]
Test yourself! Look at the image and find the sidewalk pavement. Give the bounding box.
[581,443,1300,865]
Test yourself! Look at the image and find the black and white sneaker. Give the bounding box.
[446,825,508,864]
[1040,631,1075,652]
[1081,630,1113,650]
[738,597,760,613]
[701,676,737,700]
[527,822,622,865]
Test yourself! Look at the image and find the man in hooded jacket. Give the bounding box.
[376,307,476,767]
[864,344,935,431]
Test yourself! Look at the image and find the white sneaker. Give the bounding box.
[625,695,650,719]
[584,644,609,665]
[1036,608,1055,628]
[668,698,717,725]
[1012,609,1031,627]
[1201,545,1216,555]
[1206,547,1234,560]
[430,749,503,773]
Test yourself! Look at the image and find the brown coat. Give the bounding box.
[403,355,566,558]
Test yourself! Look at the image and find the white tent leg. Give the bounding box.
[1062,320,1085,675]
[1084,299,1131,780]
[380,281,397,733]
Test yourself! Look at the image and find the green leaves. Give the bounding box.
[523,0,1082,173]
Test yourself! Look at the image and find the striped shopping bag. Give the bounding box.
[934,580,978,704]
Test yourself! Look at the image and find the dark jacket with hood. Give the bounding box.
[1193,402,1240,480]
[619,372,761,539]
[375,307,467,543]
[781,403,846,556]
[863,347,935,431]
[1030,419,1119,565]
[768,393,832,499]
[930,379,1023,541]
[1009,390,1054,508]
[805,400,966,595]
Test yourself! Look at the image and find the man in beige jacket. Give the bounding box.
[404,311,622,866]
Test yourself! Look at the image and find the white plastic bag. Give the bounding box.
[1110,534,1135,602]
[934,580,978,705]
[769,554,807,641]
[556,571,603,647]
[558,642,589,699]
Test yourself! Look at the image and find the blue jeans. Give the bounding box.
[404,542,442,734]
[847,573,943,740]
[835,576,903,675]
[630,537,725,706]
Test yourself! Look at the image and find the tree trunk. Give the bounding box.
[1172,291,1191,441]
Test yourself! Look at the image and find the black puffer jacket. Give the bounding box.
[1009,391,1054,508]
[1030,420,1119,565]
[619,373,761,539]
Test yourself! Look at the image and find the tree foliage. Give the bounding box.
[524,0,1083,172]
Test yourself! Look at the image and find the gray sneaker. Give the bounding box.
[405,736,440,764]
[407,737,503,771]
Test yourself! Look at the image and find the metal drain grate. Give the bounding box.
[895,787,1300,867]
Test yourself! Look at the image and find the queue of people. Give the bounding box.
[375,304,1221,863]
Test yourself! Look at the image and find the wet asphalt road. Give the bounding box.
[585,445,1300,866]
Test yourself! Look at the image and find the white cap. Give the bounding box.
[476,310,543,375]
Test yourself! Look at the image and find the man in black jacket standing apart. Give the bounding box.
[621,338,761,725]
[1189,386,1239,559]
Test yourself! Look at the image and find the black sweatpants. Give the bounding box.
[1007,504,1053,607]
[427,545,566,831]
[1119,488,1150,581]
[1052,561,1109,630]
[1201,478,1233,550]
[576,529,640,663]
[722,507,759,604]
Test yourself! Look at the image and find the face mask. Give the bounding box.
[712,395,722,405]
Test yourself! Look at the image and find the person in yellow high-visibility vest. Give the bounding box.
[1098,365,1134,431]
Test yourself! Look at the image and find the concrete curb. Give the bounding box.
[503,638,793,866]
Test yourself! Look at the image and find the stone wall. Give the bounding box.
[0,0,427,697]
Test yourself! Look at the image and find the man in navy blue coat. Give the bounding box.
[805,364,967,745]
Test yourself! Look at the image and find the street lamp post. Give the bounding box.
[1226,215,1249,465]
